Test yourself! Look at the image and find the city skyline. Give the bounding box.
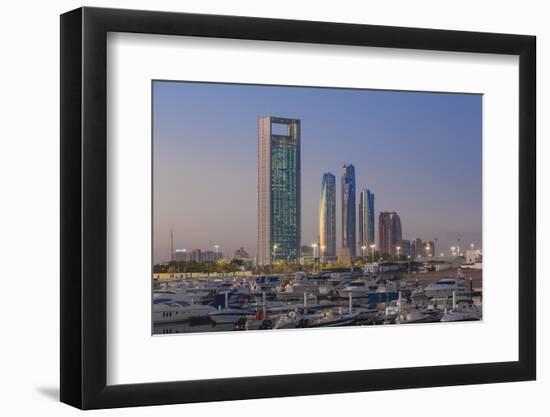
[153,81,482,264]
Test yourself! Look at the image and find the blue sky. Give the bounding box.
[153,81,482,263]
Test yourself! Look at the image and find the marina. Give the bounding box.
[153,265,482,335]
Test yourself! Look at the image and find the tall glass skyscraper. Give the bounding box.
[378,211,403,257]
[341,164,356,258]
[258,116,301,265]
[359,189,375,249]
[319,172,336,261]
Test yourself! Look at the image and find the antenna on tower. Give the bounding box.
[170,229,174,262]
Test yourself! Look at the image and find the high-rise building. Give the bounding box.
[341,164,356,258]
[189,249,202,262]
[258,116,301,264]
[202,250,222,262]
[358,189,375,250]
[319,172,336,262]
[423,240,435,257]
[410,238,421,258]
[378,211,402,256]
[400,239,411,257]
[174,249,189,262]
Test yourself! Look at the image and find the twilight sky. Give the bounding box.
[153,81,482,264]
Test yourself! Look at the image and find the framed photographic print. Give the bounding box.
[60,6,536,409]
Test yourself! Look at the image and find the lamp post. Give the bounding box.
[311,243,318,273]
[370,244,376,262]
[396,245,401,261]
[361,245,367,260]
[450,246,456,256]
[214,244,220,261]
[272,244,278,266]
[407,255,411,280]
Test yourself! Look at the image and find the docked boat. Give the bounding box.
[274,310,325,329]
[153,301,216,324]
[441,305,482,322]
[209,307,253,325]
[396,308,443,324]
[337,280,379,298]
[424,276,470,299]
[274,307,359,329]
[308,308,360,327]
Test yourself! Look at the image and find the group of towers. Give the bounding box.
[319,165,381,263]
[257,115,402,265]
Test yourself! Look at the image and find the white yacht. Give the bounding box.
[153,301,216,324]
[396,308,443,324]
[441,305,482,322]
[274,307,359,329]
[307,307,360,327]
[209,307,253,325]
[337,280,379,298]
[274,310,324,329]
[424,277,470,299]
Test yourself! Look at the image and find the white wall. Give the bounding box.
[0,0,546,415]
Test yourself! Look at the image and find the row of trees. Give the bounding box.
[153,254,426,276]
[154,259,245,275]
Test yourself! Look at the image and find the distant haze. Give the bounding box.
[153,81,482,264]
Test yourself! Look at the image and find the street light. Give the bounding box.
[407,255,411,279]
[370,244,376,262]
[311,243,318,273]
[311,243,318,258]
[272,244,278,264]
[396,245,401,260]
[214,244,220,260]
[450,246,456,256]
[361,245,367,259]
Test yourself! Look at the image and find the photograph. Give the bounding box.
[152,80,483,335]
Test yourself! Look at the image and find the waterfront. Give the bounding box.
[153,262,482,335]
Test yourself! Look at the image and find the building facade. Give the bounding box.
[358,188,375,250]
[422,240,435,257]
[341,164,356,258]
[411,238,423,258]
[202,250,222,263]
[400,239,411,257]
[319,172,336,262]
[258,116,301,264]
[378,211,402,257]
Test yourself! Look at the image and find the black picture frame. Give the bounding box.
[60,6,536,410]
